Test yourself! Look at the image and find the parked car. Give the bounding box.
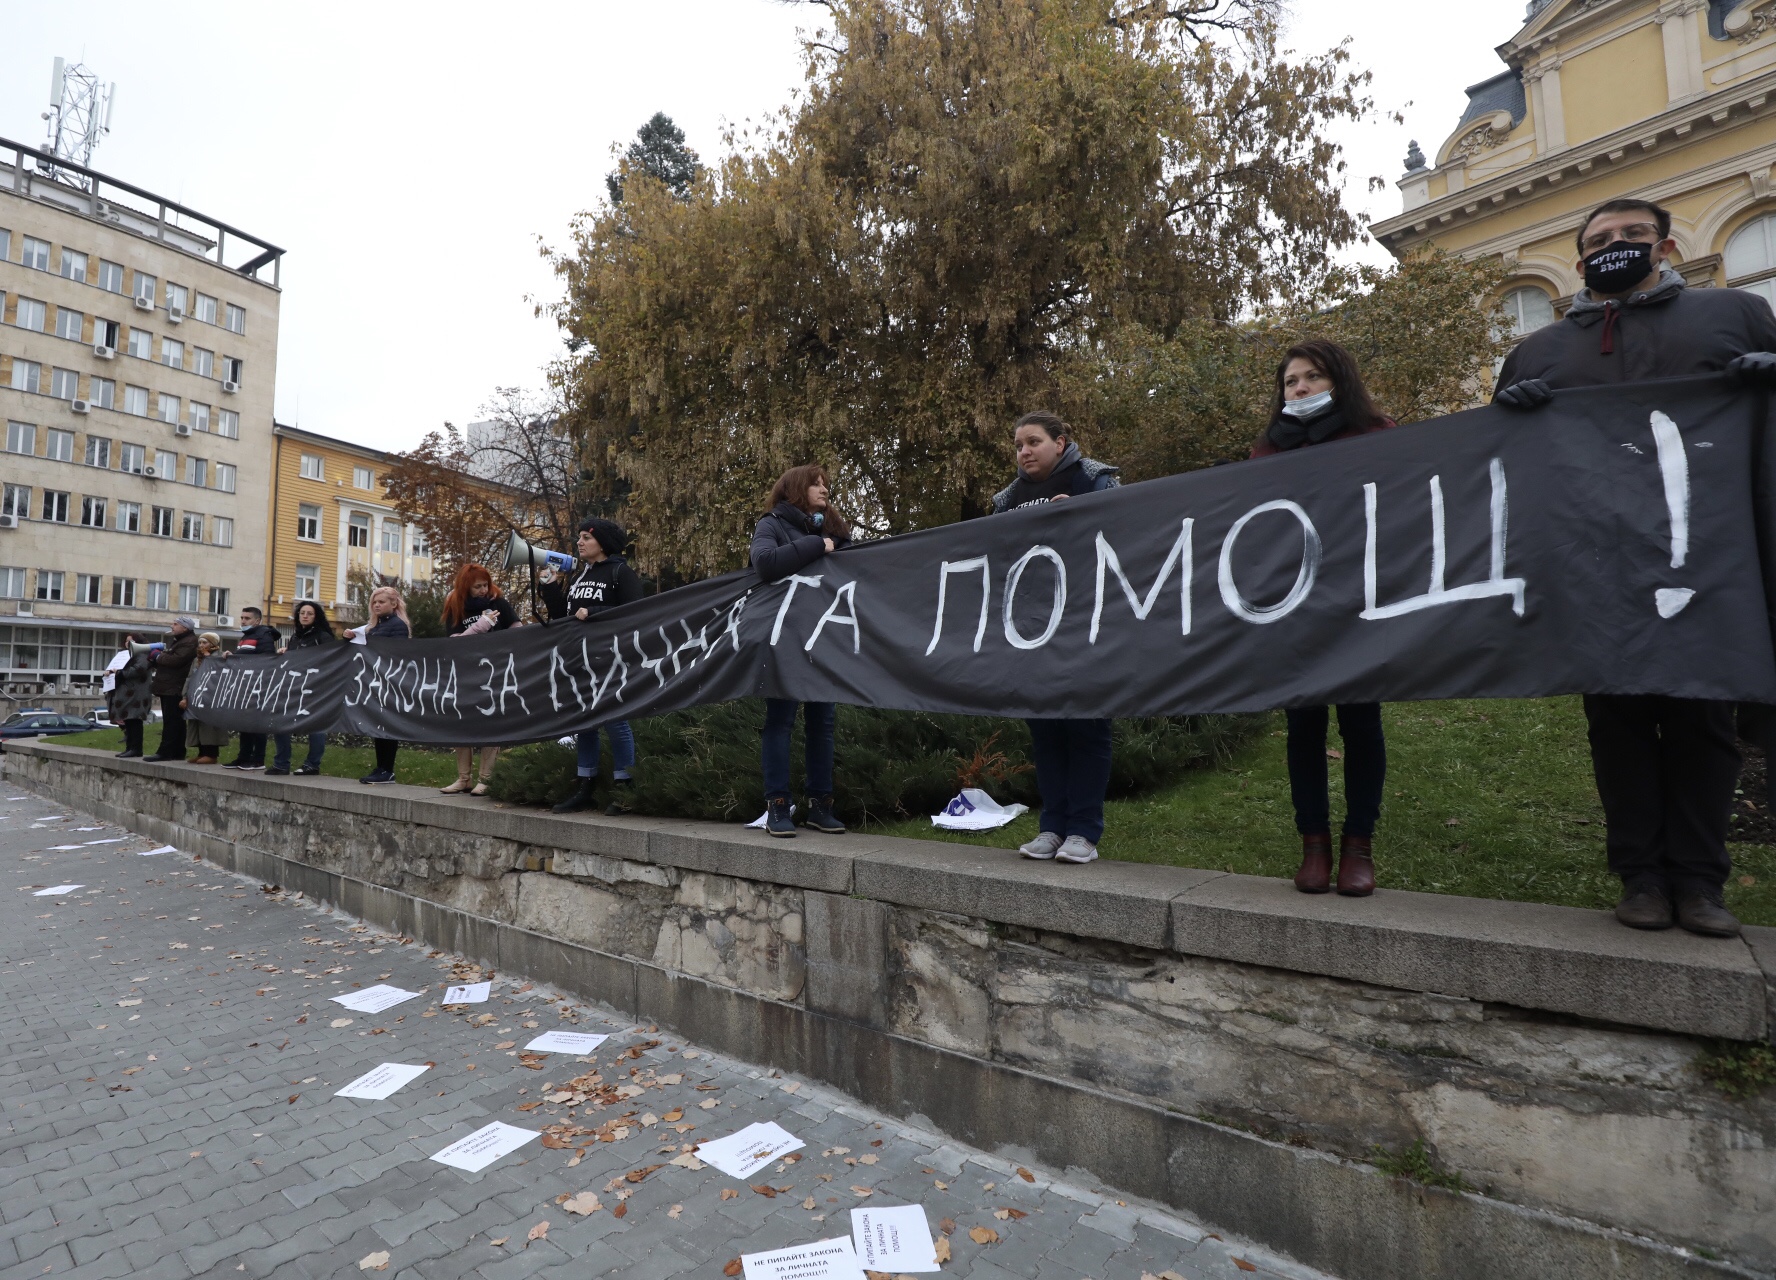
[87,708,114,728]
[0,712,94,740]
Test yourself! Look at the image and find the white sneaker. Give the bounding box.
[1055,835,1099,864]
[1019,831,1063,859]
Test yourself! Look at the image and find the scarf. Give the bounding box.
[1264,402,1352,452]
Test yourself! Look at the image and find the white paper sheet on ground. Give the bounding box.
[429,1121,537,1172]
[744,804,795,829]
[335,1062,430,1100]
[741,1237,865,1280]
[930,788,1029,831]
[524,1030,609,1054]
[137,845,179,856]
[330,984,420,1014]
[44,845,86,851]
[33,885,82,896]
[851,1204,940,1272]
[697,1120,806,1180]
[441,982,490,1004]
[82,838,126,845]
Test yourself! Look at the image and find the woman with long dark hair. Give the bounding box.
[750,464,851,837]
[268,601,336,775]
[440,564,519,796]
[1251,339,1396,895]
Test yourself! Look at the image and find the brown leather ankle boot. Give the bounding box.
[1294,833,1333,893]
[1337,834,1375,897]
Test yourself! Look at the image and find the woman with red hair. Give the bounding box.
[440,562,518,795]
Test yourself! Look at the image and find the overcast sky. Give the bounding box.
[2,1,1529,452]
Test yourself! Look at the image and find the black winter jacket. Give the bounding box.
[234,623,282,657]
[149,631,200,698]
[1496,270,1776,389]
[541,559,643,621]
[447,595,519,636]
[287,623,336,650]
[990,444,1120,513]
[364,616,410,640]
[750,503,851,584]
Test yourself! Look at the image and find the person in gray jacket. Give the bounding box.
[1494,196,1776,938]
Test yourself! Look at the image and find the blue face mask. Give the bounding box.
[1281,389,1334,419]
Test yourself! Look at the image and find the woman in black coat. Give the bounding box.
[269,601,337,775]
[107,640,153,759]
[750,464,851,838]
[346,587,412,784]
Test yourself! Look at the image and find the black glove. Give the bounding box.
[1727,352,1776,385]
[1494,378,1553,411]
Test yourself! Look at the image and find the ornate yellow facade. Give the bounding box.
[1374,0,1776,337]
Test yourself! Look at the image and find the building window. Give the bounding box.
[222,356,243,385]
[80,496,107,527]
[15,297,45,331]
[59,249,87,281]
[1497,286,1556,339]
[95,318,119,349]
[50,368,78,400]
[295,565,320,600]
[1725,212,1776,306]
[299,453,324,481]
[36,570,64,601]
[112,577,136,606]
[132,271,156,304]
[157,393,180,424]
[208,586,230,614]
[214,461,235,493]
[0,230,8,261]
[381,522,403,554]
[154,448,176,478]
[193,293,217,325]
[117,500,140,533]
[123,385,148,416]
[127,327,152,359]
[216,409,239,439]
[160,338,184,370]
[9,360,40,393]
[20,237,49,271]
[296,503,322,541]
[224,303,245,335]
[348,512,371,548]
[83,436,110,468]
[45,429,73,462]
[181,512,204,542]
[184,457,207,487]
[75,573,101,605]
[0,567,24,599]
[91,378,115,410]
[192,347,214,378]
[165,283,189,315]
[150,506,173,537]
[189,402,210,433]
[410,527,430,558]
[178,583,200,613]
[212,516,233,547]
[1,485,29,520]
[146,580,169,610]
[119,443,144,474]
[98,260,124,293]
[353,465,374,490]
[5,421,35,455]
[54,307,82,341]
[40,491,69,523]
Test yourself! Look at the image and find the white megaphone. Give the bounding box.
[128,640,164,659]
[502,530,576,574]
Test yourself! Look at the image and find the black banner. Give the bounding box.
[188,376,1776,743]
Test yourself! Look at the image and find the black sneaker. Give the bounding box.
[359,769,396,785]
[802,795,846,834]
[604,777,635,816]
[765,797,797,838]
[295,762,321,776]
[222,757,248,770]
[264,766,291,776]
[552,778,599,814]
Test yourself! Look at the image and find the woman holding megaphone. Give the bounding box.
[539,518,644,814]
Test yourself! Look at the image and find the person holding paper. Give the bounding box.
[1249,340,1396,897]
[440,565,519,796]
[106,639,152,760]
[991,413,1120,866]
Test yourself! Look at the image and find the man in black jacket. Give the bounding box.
[1495,196,1776,937]
[540,518,644,814]
[144,619,199,762]
[222,606,282,771]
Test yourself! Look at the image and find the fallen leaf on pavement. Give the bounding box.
[803,1196,817,1209]
[720,1188,740,1200]
[626,1164,665,1183]
[723,1262,743,1278]
[667,1204,682,1219]
[858,1154,878,1165]
[526,1221,548,1245]
[516,1101,544,1112]
[934,1179,948,1190]
[612,1201,627,1219]
[562,1192,602,1215]
[662,1108,684,1122]
[1016,1167,1034,1182]
[850,1185,874,1198]
[933,1237,952,1263]
[995,1207,1028,1220]
[938,1218,956,1236]
[488,1237,508,1247]
[494,1041,516,1049]
[357,1251,390,1271]
[968,1226,999,1246]
[699,1098,719,1109]
[1233,1262,1257,1273]
[668,1152,704,1170]
[752,1184,778,1198]
[541,1135,572,1149]
[330,1018,353,1028]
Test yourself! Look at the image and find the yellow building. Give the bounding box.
[1373,0,1776,341]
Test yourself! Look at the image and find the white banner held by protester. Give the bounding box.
[524,1030,609,1054]
[429,1121,537,1172]
[741,1236,865,1280]
[851,1204,941,1272]
[441,982,490,1004]
[330,985,421,1014]
[696,1120,806,1180]
[930,788,1029,831]
[335,1062,430,1100]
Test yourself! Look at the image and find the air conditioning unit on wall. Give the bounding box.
[174,423,191,437]
[221,380,239,394]
[133,295,153,311]
[93,344,114,360]
[16,602,33,616]
[216,614,235,627]
[167,306,184,324]
[0,514,17,530]
[71,399,90,415]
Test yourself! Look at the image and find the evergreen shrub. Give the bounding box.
[486,703,1265,823]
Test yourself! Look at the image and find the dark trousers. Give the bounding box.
[158,695,186,757]
[1026,718,1114,843]
[236,733,268,766]
[1584,694,1738,896]
[122,719,143,754]
[762,699,835,800]
[273,732,327,771]
[1285,704,1386,838]
[374,738,398,774]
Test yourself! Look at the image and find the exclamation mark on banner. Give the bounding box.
[1649,410,1694,619]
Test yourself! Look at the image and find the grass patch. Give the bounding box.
[1696,1040,1776,1100]
[1370,1139,1469,1193]
[38,726,467,789]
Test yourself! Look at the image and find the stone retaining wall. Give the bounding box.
[8,740,1774,1279]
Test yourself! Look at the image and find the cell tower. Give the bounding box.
[39,57,116,189]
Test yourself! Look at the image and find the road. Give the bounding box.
[0,783,1332,1280]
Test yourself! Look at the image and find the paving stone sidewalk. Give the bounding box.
[0,782,1336,1280]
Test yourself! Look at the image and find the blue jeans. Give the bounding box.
[762,699,835,800]
[273,732,327,771]
[1026,718,1113,843]
[1284,704,1386,837]
[577,721,635,779]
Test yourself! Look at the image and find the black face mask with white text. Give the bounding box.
[1582,240,1656,294]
